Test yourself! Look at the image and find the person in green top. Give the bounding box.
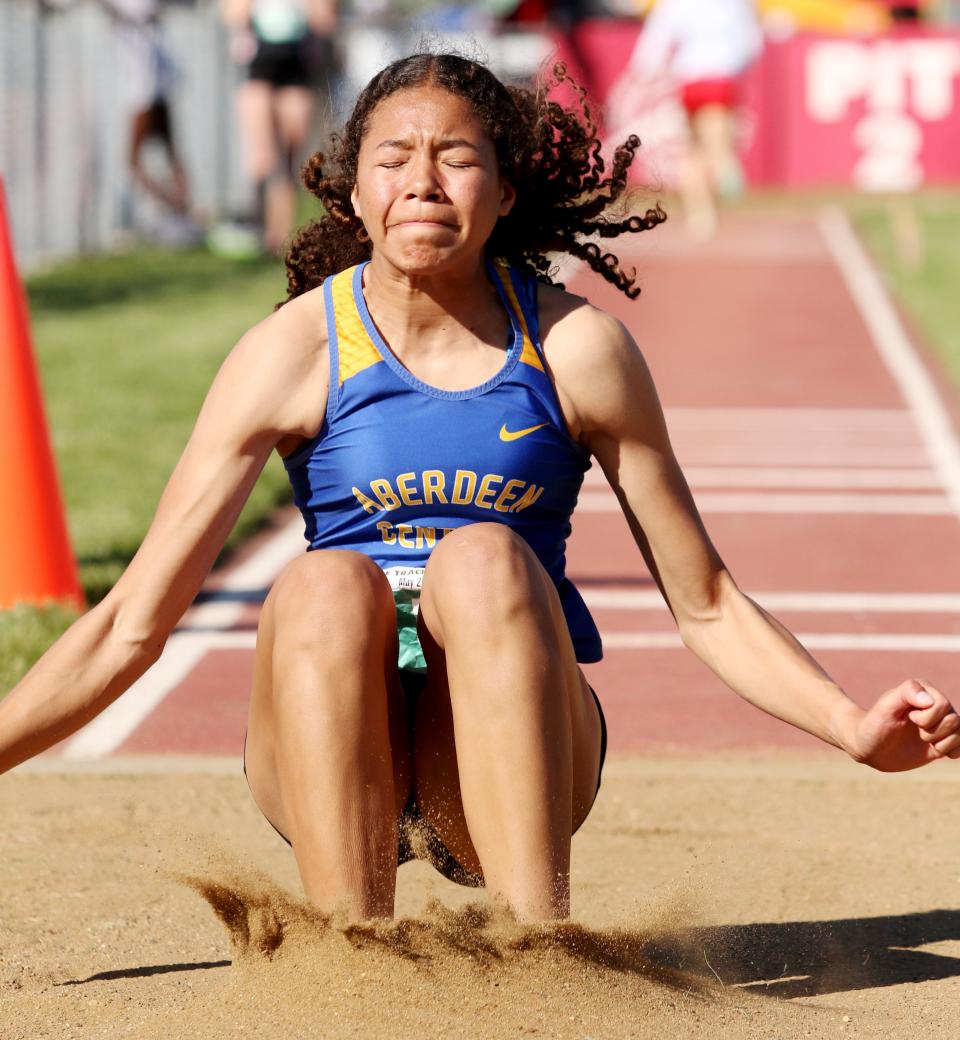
[220,0,337,254]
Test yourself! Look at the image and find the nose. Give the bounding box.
[404,154,444,202]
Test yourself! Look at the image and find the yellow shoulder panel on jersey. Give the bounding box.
[495,264,544,373]
[333,267,383,386]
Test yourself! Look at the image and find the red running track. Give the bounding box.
[54,209,960,760]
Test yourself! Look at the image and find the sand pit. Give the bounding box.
[1,753,958,1039]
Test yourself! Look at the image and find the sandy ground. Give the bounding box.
[1,753,958,1040]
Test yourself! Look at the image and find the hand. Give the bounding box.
[851,680,960,772]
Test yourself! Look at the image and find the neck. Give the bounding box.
[362,254,500,344]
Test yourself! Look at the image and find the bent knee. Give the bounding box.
[423,523,554,623]
[426,523,537,586]
[268,550,393,633]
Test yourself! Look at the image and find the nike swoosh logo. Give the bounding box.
[499,422,548,442]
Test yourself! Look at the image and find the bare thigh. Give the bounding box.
[243,550,412,843]
[410,526,604,878]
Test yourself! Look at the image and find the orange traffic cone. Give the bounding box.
[0,178,84,610]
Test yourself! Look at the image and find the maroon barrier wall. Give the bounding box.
[550,21,960,189]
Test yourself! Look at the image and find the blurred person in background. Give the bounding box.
[873,0,929,270]
[49,0,199,242]
[220,0,337,256]
[626,0,762,239]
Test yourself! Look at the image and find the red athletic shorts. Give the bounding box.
[681,77,739,114]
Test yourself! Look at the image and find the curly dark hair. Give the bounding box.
[281,53,665,305]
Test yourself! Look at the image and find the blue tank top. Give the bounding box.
[283,261,602,663]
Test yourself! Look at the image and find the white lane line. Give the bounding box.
[581,590,960,613]
[84,628,960,656]
[819,208,960,520]
[181,516,305,630]
[669,446,930,467]
[665,407,913,428]
[156,631,258,648]
[61,641,209,759]
[602,632,960,652]
[578,490,953,515]
[61,518,306,759]
[583,467,940,490]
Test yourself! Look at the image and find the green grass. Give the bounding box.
[1,246,292,694]
[0,605,85,697]
[30,248,292,600]
[853,195,960,389]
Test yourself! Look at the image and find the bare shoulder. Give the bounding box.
[234,285,328,371]
[214,284,330,443]
[536,280,651,440]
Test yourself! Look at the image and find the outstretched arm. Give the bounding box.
[548,302,959,771]
[0,297,327,774]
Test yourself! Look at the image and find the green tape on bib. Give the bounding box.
[394,590,427,673]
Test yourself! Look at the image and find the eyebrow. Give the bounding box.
[374,138,481,152]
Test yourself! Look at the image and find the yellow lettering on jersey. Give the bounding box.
[493,478,525,513]
[370,478,400,510]
[474,473,504,510]
[378,521,441,548]
[510,485,544,512]
[352,487,383,514]
[452,470,477,505]
[422,469,447,505]
[396,472,423,507]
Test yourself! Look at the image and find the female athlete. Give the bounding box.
[0,54,956,924]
